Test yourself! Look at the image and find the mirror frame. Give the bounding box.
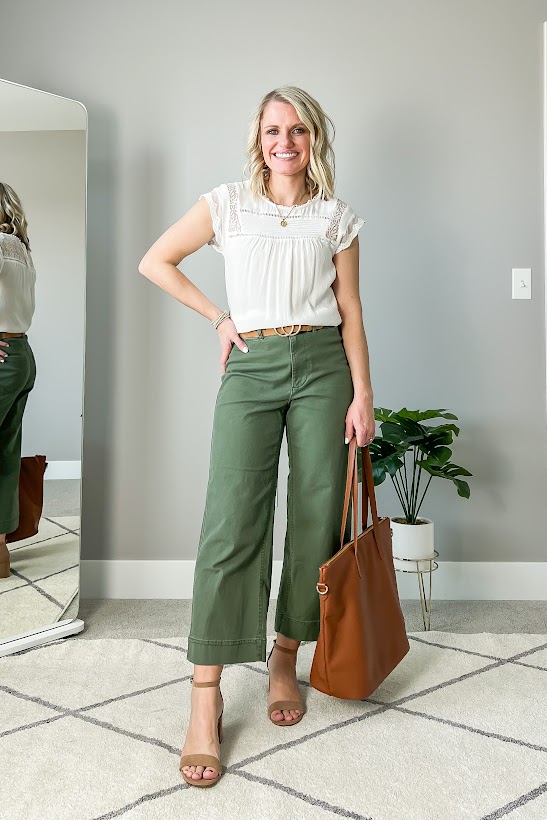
[0,77,87,656]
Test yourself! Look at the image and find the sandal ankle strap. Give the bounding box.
[190,676,221,687]
[273,639,298,655]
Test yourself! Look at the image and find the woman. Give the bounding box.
[0,182,37,578]
[139,85,375,788]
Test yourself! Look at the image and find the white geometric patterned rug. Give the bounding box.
[1,632,547,820]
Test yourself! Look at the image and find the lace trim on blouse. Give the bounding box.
[202,183,362,254]
[236,187,350,247]
[0,232,35,269]
[326,199,347,243]
[227,182,241,233]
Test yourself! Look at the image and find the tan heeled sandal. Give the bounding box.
[266,639,305,726]
[179,676,223,787]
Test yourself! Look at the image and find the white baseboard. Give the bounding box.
[80,560,547,600]
[42,461,81,479]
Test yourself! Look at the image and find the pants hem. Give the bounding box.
[187,637,267,664]
[274,613,320,643]
[0,517,18,534]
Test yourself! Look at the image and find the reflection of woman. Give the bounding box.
[139,86,375,787]
[0,182,37,578]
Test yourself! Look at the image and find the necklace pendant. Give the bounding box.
[280,219,287,227]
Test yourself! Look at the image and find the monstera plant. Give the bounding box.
[358,407,472,564]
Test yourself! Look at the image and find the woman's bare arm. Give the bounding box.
[138,197,249,370]
[331,235,375,447]
[331,235,373,400]
[138,197,223,323]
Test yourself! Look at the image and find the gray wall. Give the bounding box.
[1,0,546,563]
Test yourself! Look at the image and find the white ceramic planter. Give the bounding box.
[390,516,435,572]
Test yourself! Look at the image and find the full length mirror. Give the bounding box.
[0,79,86,648]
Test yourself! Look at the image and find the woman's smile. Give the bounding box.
[272,151,299,161]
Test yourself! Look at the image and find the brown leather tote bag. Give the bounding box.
[310,438,410,699]
[6,455,47,543]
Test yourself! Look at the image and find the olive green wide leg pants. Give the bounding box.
[186,326,354,665]
[0,335,36,534]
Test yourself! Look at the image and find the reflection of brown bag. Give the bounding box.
[6,455,47,543]
[310,438,410,699]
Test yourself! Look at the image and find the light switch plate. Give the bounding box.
[512,268,531,299]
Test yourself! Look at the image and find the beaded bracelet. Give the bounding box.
[212,309,230,330]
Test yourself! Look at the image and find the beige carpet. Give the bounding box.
[1,631,547,820]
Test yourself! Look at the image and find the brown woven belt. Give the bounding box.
[240,324,324,339]
[0,331,27,339]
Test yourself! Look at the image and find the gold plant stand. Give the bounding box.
[392,550,439,631]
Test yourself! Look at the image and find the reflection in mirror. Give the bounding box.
[0,79,86,647]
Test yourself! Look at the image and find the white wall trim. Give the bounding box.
[80,560,547,600]
[43,461,81,479]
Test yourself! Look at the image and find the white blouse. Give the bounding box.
[0,233,36,333]
[199,179,365,334]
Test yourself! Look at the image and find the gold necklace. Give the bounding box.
[266,185,310,227]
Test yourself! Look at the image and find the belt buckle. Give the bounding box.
[273,324,302,337]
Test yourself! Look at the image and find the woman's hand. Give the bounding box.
[344,393,375,447]
[216,318,249,375]
[0,340,9,363]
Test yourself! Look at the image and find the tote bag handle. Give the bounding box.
[339,439,383,568]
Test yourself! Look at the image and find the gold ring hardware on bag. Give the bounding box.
[316,582,328,594]
[273,324,302,336]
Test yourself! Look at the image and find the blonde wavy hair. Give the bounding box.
[0,181,31,251]
[243,86,336,202]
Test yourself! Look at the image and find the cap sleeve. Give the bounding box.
[199,184,227,254]
[334,201,365,254]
